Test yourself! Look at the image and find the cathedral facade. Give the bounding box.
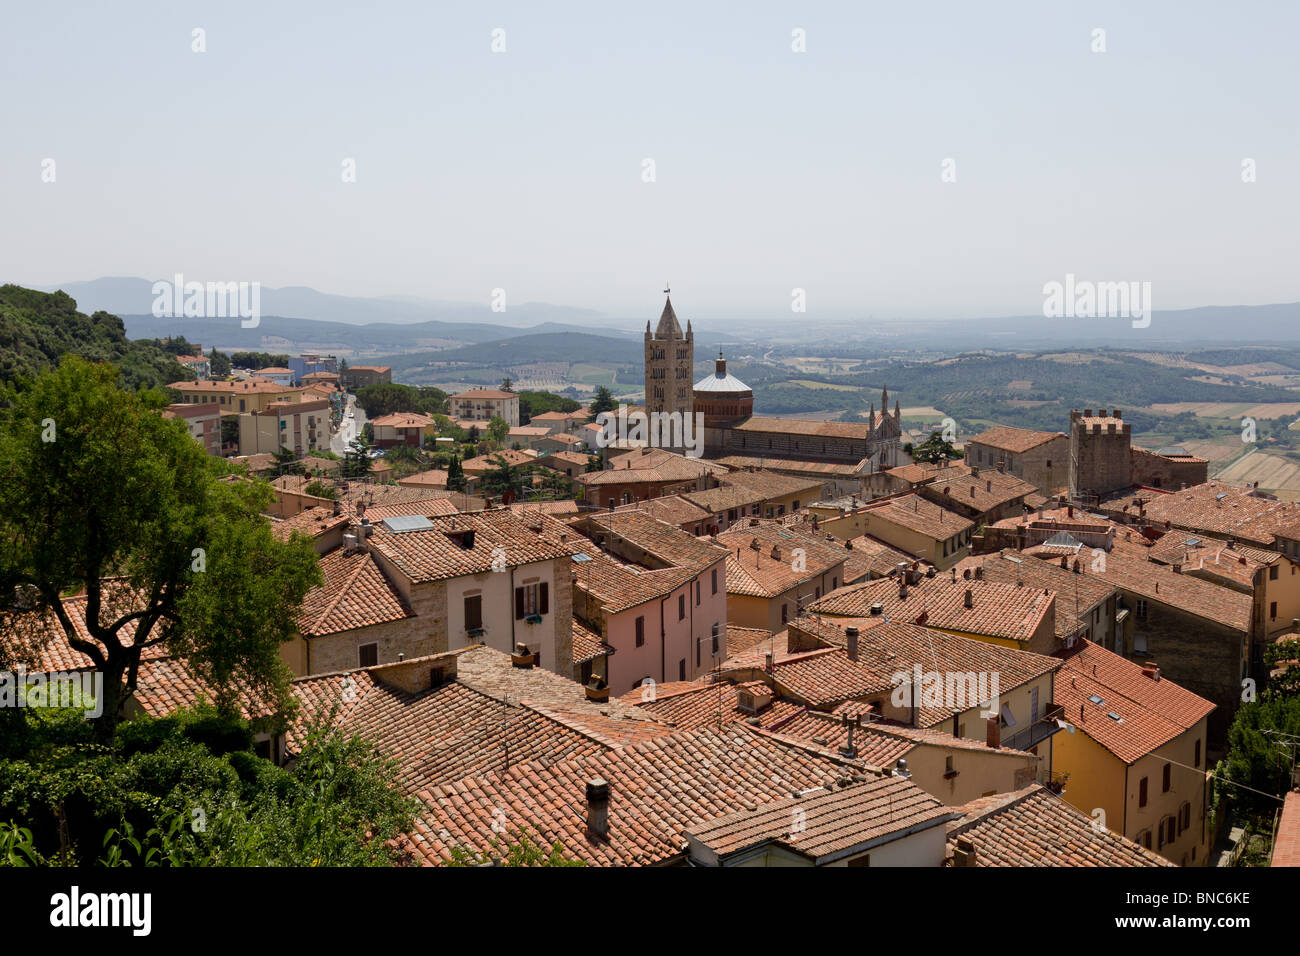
[642,294,903,468]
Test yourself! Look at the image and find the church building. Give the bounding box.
[642,292,903,468]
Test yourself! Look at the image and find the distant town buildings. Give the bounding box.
[449,387,520,428]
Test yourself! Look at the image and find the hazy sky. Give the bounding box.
[3,1,1297,321]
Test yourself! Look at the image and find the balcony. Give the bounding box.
[1002,703,1065,753]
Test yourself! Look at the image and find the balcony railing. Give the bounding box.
[1002,703,1066,752]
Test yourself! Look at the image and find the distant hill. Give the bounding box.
[395,332,644,367]
[0,285,189,395]
[44,276,613,328]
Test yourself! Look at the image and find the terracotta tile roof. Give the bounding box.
[348,365,391,373]
[170,379,304,396]
[809,576,1054,646]
[1140,481,1300,546]
[461,449,537,472]
[582,448,726,485]
[300,680,611,792]
[297,547,415,637]
[368,510,570,583]
[953,550,1115,640]
[789,618,1062,724]
[344,484,460,509]
[572,619,610,664]
[1054,640,1214,764]
[1,583,168,674]
[286,644,666,767]
[535,451,591,468]
[1273,791,1300,866]
[680,484,767,512]
[886,462,971,485]
[572,553,696,614]
[583,510,729,571]
[300,455,341,474]
[685,775,958,864]
[453,645,651,720]
[1050,548,1252,632]
[1145,534,1266,587]
[768,711,913,766]
[370,412,435,429]
[925,470,1038,514]
[614,495,711,527]
[623,679,804,731]
[128,655,276,721]
[774,709,1035,761]
[362,497,461,521]
[718,523,849,598]
[746,647,898,707]
[715,455,867,478]
[396,469,450,488]
[968,426,1064,454]
[405,724,873,866]
[725,624,782,657]
[227,453,277,473]
[269,506,350,542]
[858,494,974,541]
[718,469,826,500]
[843,535,923,584]
[947,785,1171,866]
[508,499,581,518]
[731,417,870,439]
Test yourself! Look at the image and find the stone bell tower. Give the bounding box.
[643,287,694,420]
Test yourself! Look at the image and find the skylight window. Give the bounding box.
[1107,712,1124,722]
[1088,695,1105,706]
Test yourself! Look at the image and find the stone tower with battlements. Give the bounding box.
[1069,408,1133,500]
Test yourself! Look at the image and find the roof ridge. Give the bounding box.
[312,552,378,633]
[947,784,1043,833]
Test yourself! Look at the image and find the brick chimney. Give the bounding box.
[964,588,974,609]
[586,778,610,841]
[845,625,860,662]
[838,714,860,759]
[952,835,977,867]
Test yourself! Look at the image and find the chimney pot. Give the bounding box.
[845,626,860,662]
[964,588,973,609]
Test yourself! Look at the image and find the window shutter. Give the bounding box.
[539,582,549,614]
[515,587,525,619]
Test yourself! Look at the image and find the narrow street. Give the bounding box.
[331,393,365,455]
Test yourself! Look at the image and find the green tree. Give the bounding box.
[208,349,232,378]
[518,390,580,424]
[273,446,305,477]
[499,377,514,392]
[446,455,466,493]
[486,415,510,445]
[906,431,959,464]
[304,480,337,500]
[341,436,374,480]
[478,456,527,499]
[589,386,616,417]
[0,356,322,740]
